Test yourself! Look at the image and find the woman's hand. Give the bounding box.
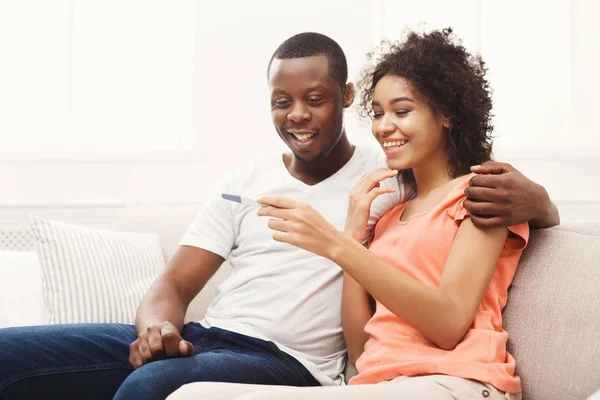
[345,168,398,242]
[257,196,342,259]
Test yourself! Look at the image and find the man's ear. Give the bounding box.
[343,82,355,108]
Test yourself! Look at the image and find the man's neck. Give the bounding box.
[283,135,355,186]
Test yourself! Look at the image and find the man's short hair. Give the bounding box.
[268,32,348,89]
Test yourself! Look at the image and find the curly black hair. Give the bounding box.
[357,28,494,183]
[268,32,348,90]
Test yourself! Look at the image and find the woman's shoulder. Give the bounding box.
[442,173,475,222]
[449,173,475,197]
[441,173,474,207]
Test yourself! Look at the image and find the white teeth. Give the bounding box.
[291,132,316,142]
[383,140,407,148]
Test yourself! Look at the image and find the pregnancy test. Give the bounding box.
[221,193,261,206]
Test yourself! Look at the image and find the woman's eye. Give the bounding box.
[372,111,383,118]
[396,110,409,116]
[307,97,324,104]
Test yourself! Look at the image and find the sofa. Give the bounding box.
[0,203,599,399]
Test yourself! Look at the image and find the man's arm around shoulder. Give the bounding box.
[465,161,560,229]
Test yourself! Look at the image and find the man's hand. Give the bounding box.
[465,161,559,228]
[129,321,193,368]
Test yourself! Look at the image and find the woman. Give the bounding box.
[254,28,527,399]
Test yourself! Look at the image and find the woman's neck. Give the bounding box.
[412,152,453,198]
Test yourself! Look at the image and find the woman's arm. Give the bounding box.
[332,218,508,350]
[338,169,398,364]
[258,193,510,350]
[259,168,398,364]
[342,272,373,366]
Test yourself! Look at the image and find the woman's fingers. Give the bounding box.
[267,218,289,233]
[369,186,396,198]
[352,169,398,203]
[357,168,398,192]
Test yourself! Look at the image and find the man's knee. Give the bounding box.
[114,359,193,400]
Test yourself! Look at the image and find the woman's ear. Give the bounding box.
[343,82,355,108]
[442,115,452,129]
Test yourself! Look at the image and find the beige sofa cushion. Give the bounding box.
[503,223,600,400]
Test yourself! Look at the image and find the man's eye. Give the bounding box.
[307,97,324,104]
[274,99,290,107]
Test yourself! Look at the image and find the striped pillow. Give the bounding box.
[29,216,165,324]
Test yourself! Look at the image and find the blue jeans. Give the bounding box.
[0,323,320,399]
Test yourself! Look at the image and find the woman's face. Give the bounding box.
[371,75,449,171]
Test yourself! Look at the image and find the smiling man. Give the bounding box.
[0,32,558,400]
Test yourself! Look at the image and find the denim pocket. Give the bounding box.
[192,328,226,352]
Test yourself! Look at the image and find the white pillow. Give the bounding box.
[0,250,45,328]
[29,216,165,324]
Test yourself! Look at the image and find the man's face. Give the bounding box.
[268,55,347,161]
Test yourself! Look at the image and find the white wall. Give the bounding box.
[2,0,599,222]
[2,0,377,204]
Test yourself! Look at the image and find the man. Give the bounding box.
[0,32,559,400]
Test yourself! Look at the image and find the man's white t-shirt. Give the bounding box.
[179,146,406,385]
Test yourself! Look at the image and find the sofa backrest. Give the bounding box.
[503,223,600,400]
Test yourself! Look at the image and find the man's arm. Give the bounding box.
[135,245,223,333]
[530,197,560,228]
[129,246,223,368]
[464,161,560,229]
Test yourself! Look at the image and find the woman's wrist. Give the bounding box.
[329,232,363,265]
[343,228,365,243]
[327,231,348,262]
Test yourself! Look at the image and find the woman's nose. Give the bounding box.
[376,114,396,136]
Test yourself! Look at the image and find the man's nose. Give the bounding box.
[287,102,311,123]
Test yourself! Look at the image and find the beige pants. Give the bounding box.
[166,382,273,400]
[167,375,522,400]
